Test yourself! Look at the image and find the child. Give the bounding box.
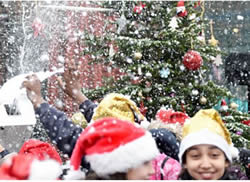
[64,117,159,180]
[147,108,188,180]
[178,109,239,180]
[149,108,190,142]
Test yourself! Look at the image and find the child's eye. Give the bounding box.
[211,153,220,158]
[191,154,200,159]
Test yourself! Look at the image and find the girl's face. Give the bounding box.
[183,144,229,180]
[126,160,155,180]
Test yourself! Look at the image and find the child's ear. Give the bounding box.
[225,160,230,168]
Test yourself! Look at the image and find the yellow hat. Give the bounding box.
[179,109,238,164]
[92,93,145,123]
[71,112,88,129]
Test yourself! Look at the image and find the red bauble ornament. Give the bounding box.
[176,0,188,17]
[242,120,250,126]
[183,50,203,70]
[133,2,146,14]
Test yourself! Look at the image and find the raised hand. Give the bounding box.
[57,59,87,104]
[21,74,45,108]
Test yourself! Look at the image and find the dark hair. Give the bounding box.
[178,151,189,180]
[178,168,192,180]
[85,170,127,180]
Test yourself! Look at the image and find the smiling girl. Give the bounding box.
[178,109,239,180]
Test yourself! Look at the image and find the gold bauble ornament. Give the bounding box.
[233,28,239,33]
[134,52,142,60]
[230,102,238,109]
[199,96,207,105]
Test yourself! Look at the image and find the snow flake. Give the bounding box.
[160,68,170,78]
[169,16,178,30]
[213,54,223,66]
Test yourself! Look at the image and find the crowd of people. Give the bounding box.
[0,59,249,180]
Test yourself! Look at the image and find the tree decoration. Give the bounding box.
[230,102,238,110]
[241,120,250,126]
[32,17,45,38]
[212,65,222,81]
[199,96,207,105]
[159,68,170,78]
[233,28,239,33]
[109,44,115,59]
[183,50,203,70]
[133,2,146,14]
[176,0,187,17]
[117,13,128,34]
[196,1,206,44]
[236,130,242,136]
[213,54,223,66]
[192,89,199,96]
[208,20,219,47]
[169,16,178,30]
[170,92,176,97]
[220,99,228,111]
[197,30,206,44]
[134,52,142,60]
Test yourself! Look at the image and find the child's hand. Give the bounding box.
[21,74,45,108]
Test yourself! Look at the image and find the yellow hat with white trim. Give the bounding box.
[179,109,238,164]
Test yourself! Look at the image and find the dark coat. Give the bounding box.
[149,128,180,161]
[35,100,96,156]
[35,100,97,169]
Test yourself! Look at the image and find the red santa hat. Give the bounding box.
[156,108,189,126]
[0,154,62,180]
[69,117,159,179]
[19,139,62,164]
[176,0,188,17]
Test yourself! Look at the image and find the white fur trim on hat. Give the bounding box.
[177,6,185,14]
[179,129,232,164]
[86,131,159,177]
[230,144,239,159]
[63,167,86,180]
[28,159,62,180]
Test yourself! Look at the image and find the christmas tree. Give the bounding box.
[219,100,250,148]
[81,1,230,119]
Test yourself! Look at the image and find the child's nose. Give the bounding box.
[200,156,212,169]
